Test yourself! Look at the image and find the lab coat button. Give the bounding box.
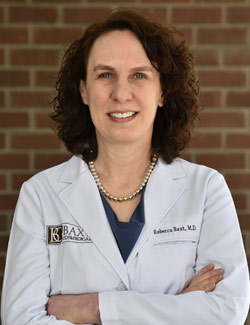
[116,283,127,291]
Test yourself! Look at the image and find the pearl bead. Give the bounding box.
[88,154,158,202]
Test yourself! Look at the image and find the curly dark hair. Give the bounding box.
[50,9,201,164]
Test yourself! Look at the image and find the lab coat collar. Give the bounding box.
[59,155,86,184]
[58,156,186,286]
[59,156,130,288]
[126,158,186,266]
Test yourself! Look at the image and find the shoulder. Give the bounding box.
[22,155,88,191]
[176,158,219,176]
[161,157,225,185]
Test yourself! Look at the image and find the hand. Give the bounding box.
[47,293,101,324]
[180,263,224,294]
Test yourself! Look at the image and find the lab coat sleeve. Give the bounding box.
[1,181,72,325]
[98,172,250,325]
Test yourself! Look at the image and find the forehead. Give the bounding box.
[87,30,151,68]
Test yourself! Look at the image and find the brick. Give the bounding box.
[232,194,247,210]
[195,0,245,2]
[192,49,219,66]
[34,28,83,44]
[0,154,29,169]
[227,8,250,23]
[0,0,26,2]
[11,49,59,66]
[35,153,71,170]
[225,49,250,66]
[0,194,18,210]
[198,28,247,45]
[11,91,52,108]
[35,70,57,87]
[141,0,190,2]
[227,134,250,149]
[200,91,222,108]
[11,134,61,150]
[0,70,29,87]
[0,275,3,292]
[0,133,5,148]
[173,8,221,24]
[0,174,6,190]
[0,28,28,44]
[34,112,57,128]
[196,153,246,169]
[238,214,250,230]
[126,8,168,23]
[0,215,7,231]
[10,7,57,23]
[0,49,4,64]
[180,152,192,161]
[0,112,29,128]
[242,233,246,248]
[0,256,6,272]
[227,92,250,107]
[32,0,81,2]
[12,173,34,190]
[226,174,250,190]
[89,0,135,2]
[189,133,222,149]
[180,28,193,44]
[64,8,110,24]
[199,112,245,128]
[0,236,9,253]
[198,71,246,87]
[0,91,5,107]
[0,7,3,23]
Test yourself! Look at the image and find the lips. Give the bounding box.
[108,111,137,119]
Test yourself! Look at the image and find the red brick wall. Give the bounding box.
[0,0,249,323]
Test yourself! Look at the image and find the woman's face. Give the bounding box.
[80,30,163,147]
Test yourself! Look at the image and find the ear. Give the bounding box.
[79,80,89,105]
[158,92,164,108]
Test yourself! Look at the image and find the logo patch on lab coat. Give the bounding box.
[46,223,92,245]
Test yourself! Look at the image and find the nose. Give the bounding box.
[110,79,133,103]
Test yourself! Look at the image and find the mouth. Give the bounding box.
[108,112,137,119]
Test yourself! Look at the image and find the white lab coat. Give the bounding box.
[1,156,249,325]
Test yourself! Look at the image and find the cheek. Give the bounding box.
[88,92,108,124]
[89,86,109,108]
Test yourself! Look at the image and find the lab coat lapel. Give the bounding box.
[59,156,130,288]
[126,159,186,266]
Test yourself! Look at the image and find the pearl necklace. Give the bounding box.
[88,154,158,202]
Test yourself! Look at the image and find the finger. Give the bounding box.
[197,264,214,275]
[214,273,224,284]
[193,268,224,284]
[190,264,215,284]
[200,274,223,286]
[189,273,223,291]
[188,271,223,287]
[188,279,216,292]
[181,280,216,294]
[203,281,216,293]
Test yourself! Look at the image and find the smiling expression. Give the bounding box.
[79,30,164,147]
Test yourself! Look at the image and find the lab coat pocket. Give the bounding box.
[135,233,198,294]
[153,237,197,247]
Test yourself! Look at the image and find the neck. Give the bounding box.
[92,139,153,197]
[95,141,152,177]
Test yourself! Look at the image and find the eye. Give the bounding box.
[133,73,147,79]
[98,72,112,79]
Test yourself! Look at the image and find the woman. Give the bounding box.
[1,9,249,325]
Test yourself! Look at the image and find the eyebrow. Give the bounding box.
[93,64,154,73]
